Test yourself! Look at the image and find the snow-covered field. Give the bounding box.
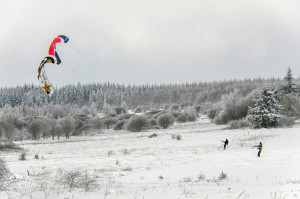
[1,119,300,199]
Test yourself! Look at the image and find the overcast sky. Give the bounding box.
[0,0,300,88]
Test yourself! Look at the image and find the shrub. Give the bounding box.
[126,116,150,132]
[89,118,104,129]
[148,133,158,138]
[19,152,26,161]
[170,104,180,111]
[205,108,219,120]
[0,158,9,180]
[57,169,98,191]
[107,150,114,157]
[0,140,22,151]
[213,114,226,125]
[278,115,295,127]
[149,118,157,126]
[171,111,181,118]
[60,170,82,190]
[197,172,206,181]
[0,158,10,191]
[177,113,187,123]
[114,120,125,130]
[157,114,175,129]
[227,119,252,129]
[171,134,182,141]
[103,117,118,127]
[187,112,197,122]
[80,171,98,192]
[279,94,300,117]
[218,171,227,180]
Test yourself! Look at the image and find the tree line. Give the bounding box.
[0,68,300,142]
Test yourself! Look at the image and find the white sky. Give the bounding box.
[0,0,300,87]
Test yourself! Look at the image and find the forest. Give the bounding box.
[0,68,300,142]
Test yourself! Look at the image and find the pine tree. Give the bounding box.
[247,86,281,128]
[282,67,298,95]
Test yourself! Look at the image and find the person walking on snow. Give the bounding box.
[223,139,229,149]
[254,142,263,157]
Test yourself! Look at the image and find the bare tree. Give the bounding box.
[60,118,74,139]
[28,119,42,140]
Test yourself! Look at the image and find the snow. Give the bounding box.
[1,120,300,198]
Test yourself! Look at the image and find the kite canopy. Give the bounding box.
[48,35,69,65]
[38,56,56,96]
[38,35,69,96]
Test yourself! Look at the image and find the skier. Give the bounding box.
[253,142,263,157]
[223,139,229,149]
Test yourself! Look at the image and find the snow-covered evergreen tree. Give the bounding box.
[282,67,298,95]
[247,86,281,128]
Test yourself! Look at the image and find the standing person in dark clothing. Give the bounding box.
[254,142,263,157]
[223,139,229,149]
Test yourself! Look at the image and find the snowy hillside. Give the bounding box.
[1,119,300,199]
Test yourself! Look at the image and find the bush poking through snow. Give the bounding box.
[149,118,157,126]
[218,171,227,181]
[122,148,130,155]
[197,172,206,181]
[182,177,193,183]
[0,140,22,151]
[148,133,158,138]
[0,158,11,191]
[81,171,98,192]
[126,115,150,132]
[19,152,26,161]
[157,113,175,129]
[113,120,125,130]
[227,119,252,129]
[58,169,98,191]
[170,104,180,111]
[177,113,188,123]
[172,134,182,141]
[121,166,132,172]
[60,170,82,190]
[0,159,9,179]
[107,150,114,157]
[187,112,197,122]
[116,159,120,165]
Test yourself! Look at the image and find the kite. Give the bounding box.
[48,35,69,65]
[38,56,56,96]
[38,35,69,96]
